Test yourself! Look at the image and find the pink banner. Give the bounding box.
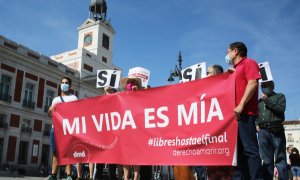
[53,72,237,165]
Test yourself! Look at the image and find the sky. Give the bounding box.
[0,0,299,120]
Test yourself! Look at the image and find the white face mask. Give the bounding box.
[225,54,233,65]
[60,83,69,92]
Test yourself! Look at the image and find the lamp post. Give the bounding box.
[167,51,183,82]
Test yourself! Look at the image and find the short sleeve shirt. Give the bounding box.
[51,94,78,106]
[51,94,77,127]
[234,57,261,116]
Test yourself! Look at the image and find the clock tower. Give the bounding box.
[78,0,115,59]
[51,0,120,80]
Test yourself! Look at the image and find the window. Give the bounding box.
[44,124,51,136]
[83,63,93,72]
[0,114,8,129]
[0,74,12,102]
[41,144,50,166]
[102,56,107,63]
[48,61,58,68]
[86,53,92,58]
[0,138,3,162]
[21,119,32,133]
[27,52,39,60]
[4,42,17,50]
[102,33,110,50]
[66,69,74,76]
[23,83,35,108]
[45,90,54,112]
[18,141,29,164]
[287,133,293,142]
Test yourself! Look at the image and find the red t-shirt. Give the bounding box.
[234,57,261,116]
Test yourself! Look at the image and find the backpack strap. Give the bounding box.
[59,96,65,103]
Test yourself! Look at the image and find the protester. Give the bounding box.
[173,166,194,180]
[194,166,207,180]
[139,155,153,179]
[174,65,226,180]
[94,87,119,180]
[39,163,48,177]
[95,164,119,180]
[200,64,232,180]
[256,80,288,179]
[171,64,222,180]
[225,42,263,179]
[287,146,293,179]
[193,64,224,180]
[289,147,300,180]
[206,64,224,77]
[47,77,80,180]
[203,64,233,179]
[120,75,143,180]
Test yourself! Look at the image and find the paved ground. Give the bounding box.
[0,177,75,180]
[0,177,44,180]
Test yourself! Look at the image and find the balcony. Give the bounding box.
[21,126,32,133]
[22,99,35,109]
[0,93,11,103]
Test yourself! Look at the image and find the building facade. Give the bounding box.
[0,0,120,175]
[284,121,300,151]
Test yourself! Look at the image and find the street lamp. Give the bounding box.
[167,51,183,82]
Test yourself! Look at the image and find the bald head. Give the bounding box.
[207,64,224,77]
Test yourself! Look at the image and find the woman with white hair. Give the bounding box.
[120,75,142,180]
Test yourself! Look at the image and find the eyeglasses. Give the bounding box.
[61,82,69,84]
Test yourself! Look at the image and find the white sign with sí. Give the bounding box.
[259,61,273,82]
[97,70,121,89]
[181,62,207,82]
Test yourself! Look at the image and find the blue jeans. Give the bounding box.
[194,166,207,180]
[50,128,56,155]
[258,129,288,180]
[233,115,263,180]
[291,166,300,177]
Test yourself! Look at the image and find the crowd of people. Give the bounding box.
[46,42,296,180]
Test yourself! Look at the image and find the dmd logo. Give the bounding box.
[67,142,90,162]
[73,150,86,158]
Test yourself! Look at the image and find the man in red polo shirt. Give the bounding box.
[225,42,263,180]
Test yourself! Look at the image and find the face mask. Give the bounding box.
[261,87,270,95]
[61,83,69,92]
[225,54,233,65]
[126,83,134,91]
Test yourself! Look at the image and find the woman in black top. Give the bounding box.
[289,147,300,180]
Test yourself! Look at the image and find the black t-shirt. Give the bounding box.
[290,153,300,167]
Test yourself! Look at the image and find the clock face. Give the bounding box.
[84,34,92,46]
